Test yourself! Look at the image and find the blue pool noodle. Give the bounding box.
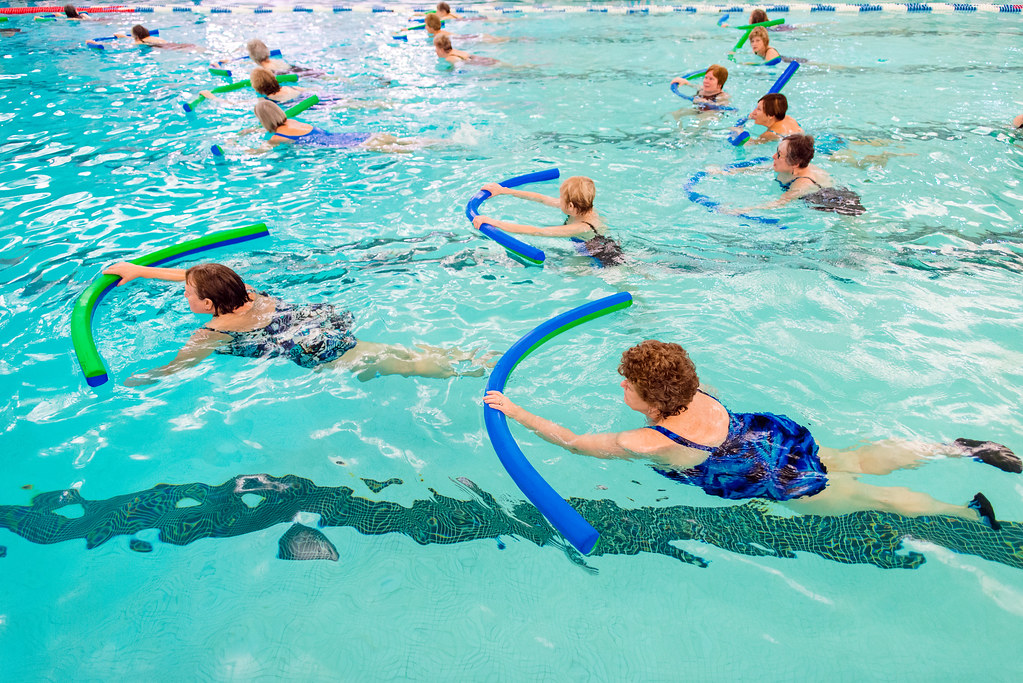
[465,168,560,265]
[729,61,800,146]
[484,291,634,555]
[717,13,730,26]
[670,82,736,112]
[87,29,160,49]
[683,157,788,229]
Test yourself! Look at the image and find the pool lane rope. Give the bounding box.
[465,167,560,266]
[484,291,634,555]
[71,222,270,387]
[183,72,299,112]
[684,157,790,229]
[728,61,800,146]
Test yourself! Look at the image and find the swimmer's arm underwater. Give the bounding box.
[725,187,804,214]
[124,329,226,386]
[482,391,644,459]
[480,182,561,208]
[471,215,589,237]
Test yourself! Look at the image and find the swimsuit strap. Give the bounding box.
[644,390,728,452]
[779,175,822,191]
[645,426,716,452]
[581,220,599,236]
[273,127,321,141]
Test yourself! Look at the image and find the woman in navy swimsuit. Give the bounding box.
[252,100,427,153]
[102,261,491,384]
[484,340,1018,528]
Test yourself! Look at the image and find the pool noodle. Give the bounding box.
[670,82,736,112]
[484,291,634,555]
[209,49,284,77]
[183,73,299,113]
[465,168,560,266]
[717,13,729,26]
[71,223,270,387]
[729,61,800,146]
[683,158,788,229]
[87,28,160,49]
[732,19,785,51]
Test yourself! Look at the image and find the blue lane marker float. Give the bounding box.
[465,168,560,266]
[684,157,790,229]
[484,291,634,555]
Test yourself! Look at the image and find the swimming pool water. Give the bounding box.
[2,4,1022,680]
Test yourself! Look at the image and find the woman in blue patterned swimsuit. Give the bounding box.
[484,340,1018,528]
[251,100,429,154]
[103,261,490,385]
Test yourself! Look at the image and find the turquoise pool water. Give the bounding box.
[2,4,1023,680]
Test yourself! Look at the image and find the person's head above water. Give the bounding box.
[749,8,769,24]
[618,340,701,420]
[433,33,453,56]
[250,67,282,96]
[64,4,81,18]
[776,134,816,171]
[749,26,771,54]
[753,93,788,124]
[560,176,596,215]
[184,263,249,316]
[436,2,452,16]
[247,39,270,64]
[254,98,288,132]
[131,25,150,41]
[703,64,728,92]
[425,13,443,33]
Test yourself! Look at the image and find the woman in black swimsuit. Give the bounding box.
[470,176,625,266]
[727,134,865,216]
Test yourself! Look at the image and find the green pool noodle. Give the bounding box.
[71,223,270,387]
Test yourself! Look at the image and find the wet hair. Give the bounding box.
[425,13,443,31]
[618,341,700,419]
[434,33,452,53]
[782,134,815,168]
[437,2,451,13]
[64,5,81,18]
[250,67,281,96]
[750,9,768,24]
[759,93,787,121]
[749,26,770,47]
[131,25,150,41]
[247,39,270,64]
[185,263,250,316]
[707,64,728,87]
[254,99,287,132]
[560,176,596,213]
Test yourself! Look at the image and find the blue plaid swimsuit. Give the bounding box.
[207,295,357,369]
[648,392,827,501]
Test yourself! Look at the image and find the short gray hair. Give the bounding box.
[247,39,270,64]
[254,99,287,132]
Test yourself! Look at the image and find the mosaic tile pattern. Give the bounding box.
[1,474,1020,572]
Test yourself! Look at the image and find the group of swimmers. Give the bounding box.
[53,5,1019,533]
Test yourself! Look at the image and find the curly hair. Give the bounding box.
[618,340,700,419]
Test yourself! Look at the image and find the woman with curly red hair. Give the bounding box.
[484,339,1018,528]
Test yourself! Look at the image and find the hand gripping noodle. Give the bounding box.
[71,223,270,387]
[465,168,560,266]
[729,61,800,146]
[182,73,299,113]
[484,292,634,554]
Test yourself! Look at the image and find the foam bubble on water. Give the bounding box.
[447,122,484,146]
